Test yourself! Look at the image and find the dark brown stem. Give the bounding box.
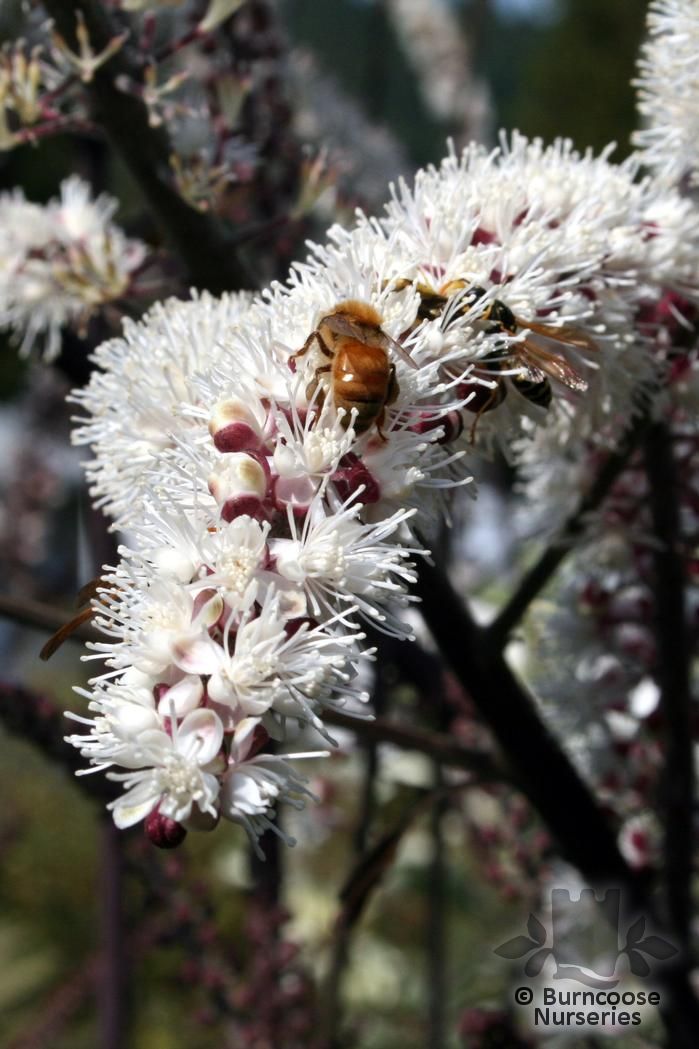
[0,681,117,802]
[644,421,695,1047]
[416,560,641,890]
[644,422,694,948]
[42,0,252,293]
[487,410,651,649]
[324,708,504,782]
[427,764,446,1049]
[414,560,699,1048]
[99,821,127,1049]
[322,654,390,1046]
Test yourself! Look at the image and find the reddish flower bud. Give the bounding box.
[331,452,381,504]
[145,808,187,849]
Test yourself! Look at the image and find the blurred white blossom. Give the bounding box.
[634,0,699,185]
[0,177,145,360]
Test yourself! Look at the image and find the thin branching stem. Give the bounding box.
[487,409,651,649]
[414,559,699,1048]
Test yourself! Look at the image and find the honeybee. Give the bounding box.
[291,300,417,436]
[39,577,102,660]
[388,277,597,436]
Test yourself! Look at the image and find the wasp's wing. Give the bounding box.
[515,359,548,384]
[40,606,95,661]
[517,318,600,354]
[518,339,589,392]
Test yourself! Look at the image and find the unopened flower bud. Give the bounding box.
[209,398,265,453]
[209,452,270,521]
[145,808,187,849]
[410,410,464,444]
[331,453,381,504]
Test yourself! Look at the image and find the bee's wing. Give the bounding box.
[517,318,600,354]
[382,332,419,369]
[517,339,589,392]
[40,606,95,661]
[321,313,366,341]
[323,312,419,370]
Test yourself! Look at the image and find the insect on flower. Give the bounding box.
[390,277,598,438]
[39,577,103,660]
[291,300,417,437]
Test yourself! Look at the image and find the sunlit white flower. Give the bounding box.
[68,137,699,851]
[271,494,420,636]
[107,708,224,828]
[71,289,252,523]
[633,0,699,185]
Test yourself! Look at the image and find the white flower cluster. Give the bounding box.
[385,0,491,139]
[70,134,699,845]
[634,0,699,185]
[0,177,145,360]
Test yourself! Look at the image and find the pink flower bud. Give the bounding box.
[209,398,265,453]
[331,452,381,504]
[209,452,271,521]
[273,473,317,514]
[410,410,464,444]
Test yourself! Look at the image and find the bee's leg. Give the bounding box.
[291,325,334,368]
[374,366,399,442]
[375,407,389,443]
[468,384,504,444]
[306,364,331,407]
[439,278,468,296]
[290,330,318,365]
[383,277,413,293]
[386,364,399,405]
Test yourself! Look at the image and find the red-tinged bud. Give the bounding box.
[284,616,319,638]
[410,410,464,444]
[208,451,270,518]
[331,453,381,504]
[221,494,264,522]
[213,421,263,453]
[145,808,187,849]
[470,226,497,246]
[247,723,270,759]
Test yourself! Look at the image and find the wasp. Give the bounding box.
[388,277,597,437]
[291,300,417,437]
